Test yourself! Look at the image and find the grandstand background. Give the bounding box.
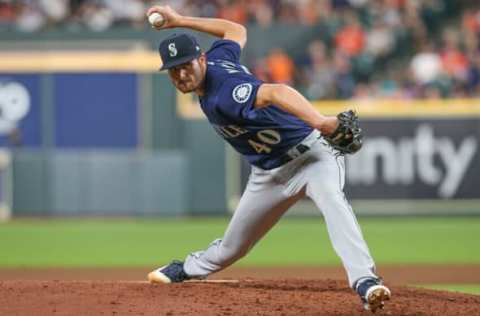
[0,0,479,218]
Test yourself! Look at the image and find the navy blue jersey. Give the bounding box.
[199,39,313,170]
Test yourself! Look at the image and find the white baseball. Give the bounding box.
[148,12,165,27]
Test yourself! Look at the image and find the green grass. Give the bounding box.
[418,285,480,295]
[0,217,479,267]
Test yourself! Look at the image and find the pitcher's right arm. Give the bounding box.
[147,5,247,48]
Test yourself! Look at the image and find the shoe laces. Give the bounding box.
[161,260,189,283]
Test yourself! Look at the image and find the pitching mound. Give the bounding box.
[1,279,479,316]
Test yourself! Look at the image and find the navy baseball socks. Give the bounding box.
[148,260,191,283]
[355,277,391,313]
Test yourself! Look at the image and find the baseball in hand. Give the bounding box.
[148,12,165,27]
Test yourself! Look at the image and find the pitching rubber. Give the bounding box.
[364,285,391,313]
[185,279,240,284]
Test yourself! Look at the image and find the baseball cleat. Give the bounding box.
[148,260,191,283]
[355,278,391,313]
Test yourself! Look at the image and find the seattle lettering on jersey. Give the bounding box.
[213,124,248,138]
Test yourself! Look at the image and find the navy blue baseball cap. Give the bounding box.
[159,33,202,70]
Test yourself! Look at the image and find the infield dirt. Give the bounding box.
[0,266,479,316]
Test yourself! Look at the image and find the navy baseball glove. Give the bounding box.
[324,110,363,155]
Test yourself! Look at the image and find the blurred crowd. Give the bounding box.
[1,0,480,99]
[0,0,150,32]
[243,0,480,100]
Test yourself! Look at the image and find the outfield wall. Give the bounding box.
[0,67,226,216]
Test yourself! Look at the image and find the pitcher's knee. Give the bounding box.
[217,242,250,265]
[307,182,343,202]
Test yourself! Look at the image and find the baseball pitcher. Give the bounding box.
[146,5,391,312]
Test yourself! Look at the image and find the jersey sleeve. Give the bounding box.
[216,77,263,119]
[206,39,242,63]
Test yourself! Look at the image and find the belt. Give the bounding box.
[278,129,321,166]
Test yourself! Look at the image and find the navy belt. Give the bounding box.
[277,130,321,166]
[278,143,311,165]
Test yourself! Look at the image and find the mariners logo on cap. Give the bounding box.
[168,43,178,57]
[232,83,252,103]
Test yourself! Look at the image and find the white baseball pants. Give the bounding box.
[183,135,377,287]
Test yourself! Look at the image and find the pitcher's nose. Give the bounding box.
[179,68,189,80]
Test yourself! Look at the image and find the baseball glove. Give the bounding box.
[324,110,363,155]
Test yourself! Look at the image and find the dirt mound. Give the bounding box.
[0,279,479,316]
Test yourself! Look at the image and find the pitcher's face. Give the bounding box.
[168,55,206,93]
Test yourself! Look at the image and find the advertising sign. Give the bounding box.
[236,118,480,201]
[345,119,479,199]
